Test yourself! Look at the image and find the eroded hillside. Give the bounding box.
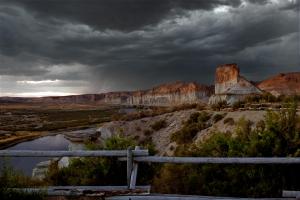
[98,109,279,155]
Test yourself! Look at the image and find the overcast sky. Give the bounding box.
[0,0,299,97]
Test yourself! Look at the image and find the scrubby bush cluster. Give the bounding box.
[150,119,167,131]
[0,162,45,200]
[211,100,228,111]
[171,111,211,144]
[112,103,207,121]
[212,113,226,123]
[45,135,157,186]
[153,102,300,197]
[223,117,235,125]
[232,93,300,109]
[2,102,299,198]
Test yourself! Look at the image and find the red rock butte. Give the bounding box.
[215,63,239,84]
[257,72,300,96]
[209,63,262,105]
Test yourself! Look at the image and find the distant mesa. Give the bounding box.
[1,64,299,106]
[209,63,262,105]
[257,72,300,97]
[103,81,213,106]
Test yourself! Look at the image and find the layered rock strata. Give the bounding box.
[1,82,213,106]
[257,72,300,96]
[209,64,262,105]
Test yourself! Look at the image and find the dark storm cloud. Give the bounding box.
[0,0,299,96]
[281,0,300,10]
[246,0,270,5]
[2,0,242,31]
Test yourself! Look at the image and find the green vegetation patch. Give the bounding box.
[213,113,226,123]
[46,135,157,186]
[224,117,235,125]
[155,102,300,197]
[150,119,167,131]
[0,162,46,200]
[171,111,211,144]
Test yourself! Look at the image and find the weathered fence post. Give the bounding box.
[127,146,133,189]
[129,146,140,189]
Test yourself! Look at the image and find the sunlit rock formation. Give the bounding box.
[209,64,262,105]
[257,72,300,97]
[126,82,213,106]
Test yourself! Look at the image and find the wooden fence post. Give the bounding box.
[127,146,133,189]
[129,146,140,189]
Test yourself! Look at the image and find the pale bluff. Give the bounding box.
[1,64,299,106]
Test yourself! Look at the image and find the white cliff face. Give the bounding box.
[127,91,210,106]
[101,82,213,106]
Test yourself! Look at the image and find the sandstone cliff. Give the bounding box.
[209,63,262,105]
[0,81,213,106]
[126,81,213,106]
[2,65,299,106]
[257,72,300,96]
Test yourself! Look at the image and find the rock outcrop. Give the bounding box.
[126,82,213,106]
[3,64,298,106]
[209,64,262,105]
[0,81,213,106]
[257,72,300,96]
[99,81,213,106]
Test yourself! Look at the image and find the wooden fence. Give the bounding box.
[0,147,300,199]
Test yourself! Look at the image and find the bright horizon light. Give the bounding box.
[1,92,77,98]
[16,79,60,84]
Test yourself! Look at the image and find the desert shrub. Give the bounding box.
[0,162,45,200]
[154,102,300,197]
[224,117,235,125]
[46,135,156,186]
[169,145,175,151]
[211,100,228,111]
[133,135,140,140]
[171,112,211,144]
[144,129,153,136]
[232,101,244,109]
[196,104,206,111]
[171,103,198,112]
[171,123,201,144]
[245,93,282,104]
[282,95,300,103]
[235,117,253,139]
[256,120,265,132]
[213,113,226,123]
[150,119,167,131]
[104,134,137,150]
[244,94,262,103]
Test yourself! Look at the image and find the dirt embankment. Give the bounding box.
[99,109,196,155]
[98,109,274,155]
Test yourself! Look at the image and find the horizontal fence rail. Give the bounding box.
[0,150,149,157]
[282,190,300,198]
[13,186,151,196]
[1,148,299,199]
[130,156,300,164]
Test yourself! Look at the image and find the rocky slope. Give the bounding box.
[257,72,300,96]
[97,109,273,155]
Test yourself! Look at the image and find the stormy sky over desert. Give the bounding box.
[0,0,299,97]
